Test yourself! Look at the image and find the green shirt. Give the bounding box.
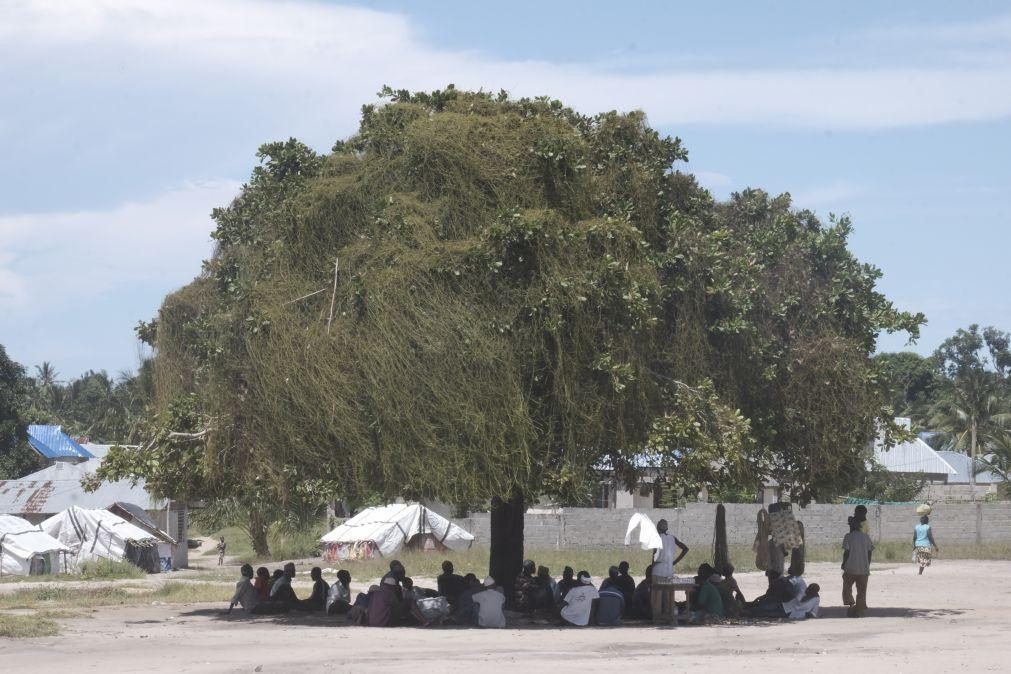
[697,581,724,618]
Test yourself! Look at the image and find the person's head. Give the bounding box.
[483,576,497,589]
[463,572,479,587]
[337,570,351,586]
[765,569,781,583]
[608,565,619,580]
[722,563,735,578]
[240,563,253,578]
[562,566,574,580]
[389,560,406,579]
[577,570,592,586]
[219,536,225,543]
[442,560,454,575]
[283,562,296,578]
[920,515,929,525]
[697,563,714,581]
[618,561,630,575]
[271,569,284,580]
[522,559,535,575]
[804,583,820,600]
[310,566,322,581]
[855,505,868,519]
[656,518,669,534]
[403,577,414,589]
[537,565,550,579]
[256,566,269,581]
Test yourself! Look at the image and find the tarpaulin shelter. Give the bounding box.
[0,514,70,576]
[321,504,474,561]
[41,506,163,573]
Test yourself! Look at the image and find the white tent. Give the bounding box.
[40,506,162,572]
[321,504,474,561]
[0,514,70,576]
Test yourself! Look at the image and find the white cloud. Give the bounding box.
[2,0,1011,132]
[0,181,238,314]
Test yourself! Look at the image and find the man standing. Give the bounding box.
[842,517,874,617]
[651,518,689,623]
[216,536,227,566]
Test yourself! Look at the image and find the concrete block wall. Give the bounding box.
[453,502,1011,549]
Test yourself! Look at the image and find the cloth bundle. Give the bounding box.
[768,502,804,550]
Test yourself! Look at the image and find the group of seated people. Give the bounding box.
[228,556,819,626]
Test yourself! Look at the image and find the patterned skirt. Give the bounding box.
[914,546,932,567]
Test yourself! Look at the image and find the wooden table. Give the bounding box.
[652,581,696,626]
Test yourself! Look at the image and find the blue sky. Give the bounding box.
[1,0,1009,379]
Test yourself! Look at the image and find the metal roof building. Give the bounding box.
[873,418,957,479]
[937,451,1003,485]
[0,460,164,518]
[26,425,94,461]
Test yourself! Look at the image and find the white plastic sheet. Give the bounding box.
[0,514,69,576]
[321,504,474,557]
[624,512,662,550]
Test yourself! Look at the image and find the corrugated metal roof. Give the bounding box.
[936,451,1003,484]
[874,430,957,476]
[27,425,94,460]
[0,460,164,515]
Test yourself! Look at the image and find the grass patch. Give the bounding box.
[200,526,253,559]
[0,613,60,638]
[79,559,146,580]
[0,582,230,611]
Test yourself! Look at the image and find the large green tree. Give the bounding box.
[0,344,41,479]
[102,88,921,580]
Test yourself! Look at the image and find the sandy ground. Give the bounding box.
[1,559,1009,673]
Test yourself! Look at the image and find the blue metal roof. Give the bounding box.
[26,425,94,460]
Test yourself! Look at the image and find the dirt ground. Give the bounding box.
[1,559,1009,673]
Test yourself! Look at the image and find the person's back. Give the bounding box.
[615,562,636,605]
[843,529,874,575]
[367,580,400,627]
[596,587,625,626]
[560,573,599,626]
[696,578,725,619]
[438,572,467,605]
[914,522,931,547]
[473,579,507,628]
[453,575,482,625]
[228,565,260,614]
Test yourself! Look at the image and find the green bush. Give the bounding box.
[78,559,145,580]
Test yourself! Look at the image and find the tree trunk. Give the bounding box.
[489,488,524,599]
[970,416,978,500]
[249,512,271,558]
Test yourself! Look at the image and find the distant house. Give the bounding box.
[873,418,957,483]
[0,425,188,569]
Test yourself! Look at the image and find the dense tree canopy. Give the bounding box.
[0,344,41,479]
[99,87,922,568]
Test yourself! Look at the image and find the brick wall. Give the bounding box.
[453,502,1011,549]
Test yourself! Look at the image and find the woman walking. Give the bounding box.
[913,515,939,575]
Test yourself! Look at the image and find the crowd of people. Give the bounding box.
[225,509,935,626]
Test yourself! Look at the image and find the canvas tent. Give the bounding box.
[0,514,70,576]
[41,506,163,573]
[321,504,474,561]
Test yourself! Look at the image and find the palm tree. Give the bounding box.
[980,427,1011,484]
[31,361,60,412]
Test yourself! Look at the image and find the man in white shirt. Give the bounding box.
[651,518,689,623]
[560,571,599,626]
[227,564,260,614]
[472,576,507,628]
[842,518,874,617]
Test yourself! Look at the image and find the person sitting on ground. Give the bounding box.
[746,569,792,610]
[535,565,557,610]
[367,576,401,627]
[227,564,260,614]
[750,582,821,619]
[630,564,653,619]
[690,569,725,623]
[685,563,715,612]
[296,566,329,611]
[269,568,284,589]
[560,571,599,626]
[513,559,540,612]
[556,566,578,601]
[327,570,353,615]
[717,563,745,617]
[269,562,299,607]
[254,566,271,601]
[437,560,467,606]
[452,573,483,625]
[600,565,621,591]
[382,559,406,594]
[596,578,625,626]
[747,565,807,618]
[615,561,636,612]
[472,576,507,628]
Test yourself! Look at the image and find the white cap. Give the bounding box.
[483,576,496,587]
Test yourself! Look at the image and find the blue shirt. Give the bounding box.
[914,523,931,547]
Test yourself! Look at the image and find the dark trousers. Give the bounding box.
[842,573,869,615]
